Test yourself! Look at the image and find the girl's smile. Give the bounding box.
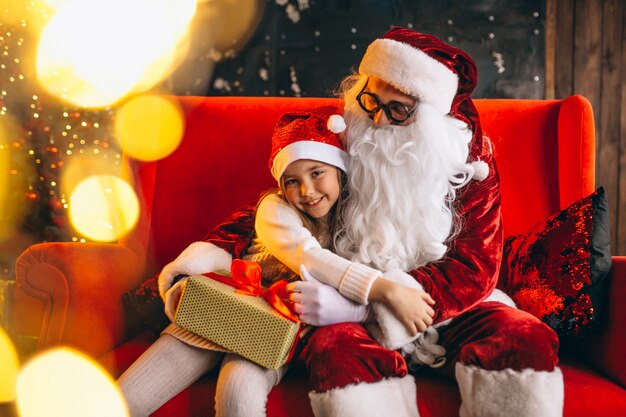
[282,159,341,220]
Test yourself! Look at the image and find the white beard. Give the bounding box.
[334,97,475,272]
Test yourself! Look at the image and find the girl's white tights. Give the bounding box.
[215,353,288,417]
[117,334,287,417]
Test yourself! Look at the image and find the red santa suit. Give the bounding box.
[160,27,563,417]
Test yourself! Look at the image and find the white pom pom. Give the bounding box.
[471,160,489,181]
[327,114,346,133]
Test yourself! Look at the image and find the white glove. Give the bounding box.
[163,278,187,322]
[158,241,232,299]
[291,265,369,326]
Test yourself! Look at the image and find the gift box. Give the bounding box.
[174,274,300,369]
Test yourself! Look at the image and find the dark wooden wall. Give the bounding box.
[546,0,626,255]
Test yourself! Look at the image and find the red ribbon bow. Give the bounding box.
[202,259,299,323]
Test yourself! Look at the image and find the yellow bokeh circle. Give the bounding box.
[0,327,19,402]
[114,95,184,161]
[36,0,196,108]
[16,347,128,417]
[68,175,139,242]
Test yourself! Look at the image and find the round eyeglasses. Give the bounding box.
[356,79,416,123]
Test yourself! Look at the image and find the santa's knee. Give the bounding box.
[304,323,407,391]
[460,309,560,372]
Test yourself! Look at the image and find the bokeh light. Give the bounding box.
[0,122,10,239]
[200,0,264,53]
[0,116,30,243]
[60,154,128,202]
[39,0,74,9]
[36,0,197,108]
[0,0,51,29]
[68,175,139,242]
[0,327,19,402]
[16,347,128,417]
[114,95,184,162]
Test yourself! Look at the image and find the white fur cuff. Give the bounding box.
[455,363,564,417]
[367,269,425,350]
[157,241,232,298]
[309,376,419,417]
[483,288,517,308]
[368,303,419,350]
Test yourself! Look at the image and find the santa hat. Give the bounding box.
[359,26,489,179]
[269,106,348,182]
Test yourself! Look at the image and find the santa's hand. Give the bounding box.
[163,278,187,321]
[287,265,369,326]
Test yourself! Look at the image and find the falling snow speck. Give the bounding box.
[489,33,495,39]
[447,19,453,25]
[533,11,539,18]
[492,52,505,74]
[285,4,301,23]
[488,15,494,22]
[351,28,357,33]
[534,76,540,82]
[534,29,540,35]
[351,44,356,50]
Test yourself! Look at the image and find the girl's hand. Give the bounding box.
[368,278,435,335]
[163,278,187,321]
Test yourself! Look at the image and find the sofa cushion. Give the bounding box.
[500,187,611,337]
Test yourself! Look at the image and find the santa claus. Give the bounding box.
[158,27,563,417]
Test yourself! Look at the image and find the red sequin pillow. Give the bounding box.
[500,187,611,337]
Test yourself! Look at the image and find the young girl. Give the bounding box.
[118,106,435,417]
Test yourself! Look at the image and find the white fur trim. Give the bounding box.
[483,288,517,308]
[157,241,232,298]
[309,376,419,417]
[359,38,458,114]
[327,114,346,133]
[271,140,348,181]
[471,160,489,181]
[384,269,424,292]
[455,364,564,417]
[368,269,425,350]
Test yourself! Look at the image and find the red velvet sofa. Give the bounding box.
[13,96,626,416]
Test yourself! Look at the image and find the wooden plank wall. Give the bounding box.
[546,0,625,255]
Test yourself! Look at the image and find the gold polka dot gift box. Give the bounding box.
[174,261,301,369]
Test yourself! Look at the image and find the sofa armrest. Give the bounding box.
[14,242,146,358]
[575,255,626,387]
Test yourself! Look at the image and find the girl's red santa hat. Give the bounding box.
[359,26,489,180]
[269,106,348,182]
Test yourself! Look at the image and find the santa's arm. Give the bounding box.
[201,203,257,259]
[157,203,257,297]
[409,155,503,324]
